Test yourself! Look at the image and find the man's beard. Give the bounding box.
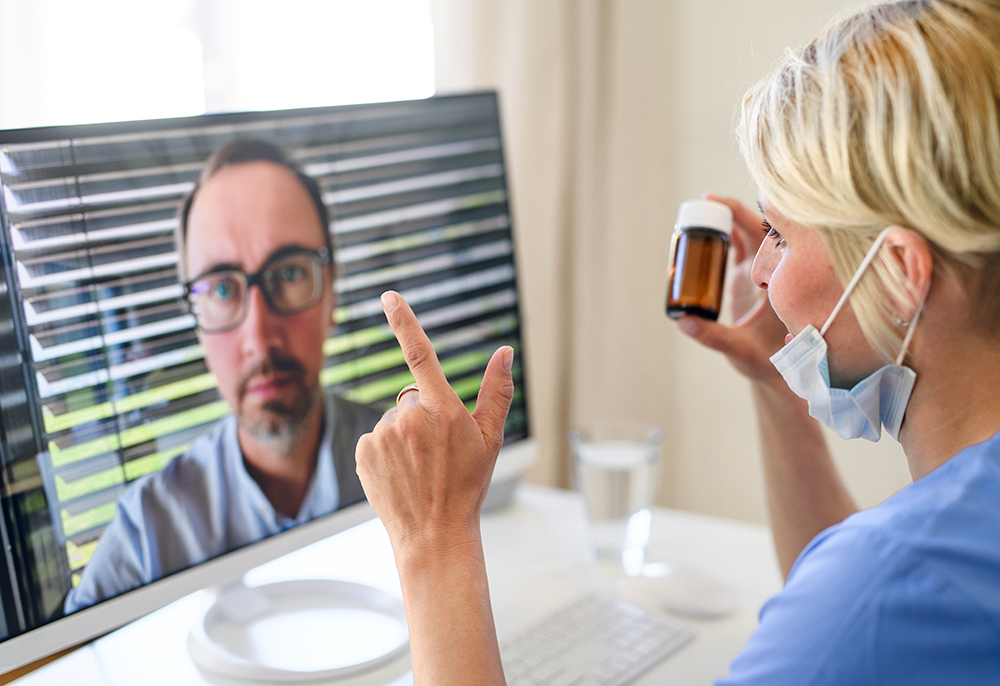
[235,353,319,447]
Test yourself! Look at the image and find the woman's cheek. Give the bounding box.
[765,271,796,333]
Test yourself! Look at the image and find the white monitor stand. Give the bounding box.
[187,577,410,682]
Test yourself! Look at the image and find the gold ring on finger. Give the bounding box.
[396,382,420,405]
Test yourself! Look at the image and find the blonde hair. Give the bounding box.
[738,0,1000,359]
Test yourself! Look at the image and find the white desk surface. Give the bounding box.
[17,484,782,685]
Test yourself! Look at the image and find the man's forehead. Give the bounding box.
[185,161,325,276]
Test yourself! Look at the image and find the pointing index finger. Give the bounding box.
[381,291,453,403]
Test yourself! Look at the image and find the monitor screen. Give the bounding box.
[0,92,528,671]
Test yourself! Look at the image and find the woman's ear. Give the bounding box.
[884,227,933,320]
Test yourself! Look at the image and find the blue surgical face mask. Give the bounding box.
[768,228,928,442]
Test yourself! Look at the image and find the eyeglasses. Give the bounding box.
[184,246,331,333]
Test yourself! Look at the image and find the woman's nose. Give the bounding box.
[750,241,777,291]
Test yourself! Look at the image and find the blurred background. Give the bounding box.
[0,0,910,526]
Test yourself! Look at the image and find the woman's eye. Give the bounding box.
[761,219,785,246]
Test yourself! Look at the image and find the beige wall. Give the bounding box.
[434,0,913,525]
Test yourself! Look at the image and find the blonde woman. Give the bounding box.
[356,1,1000,683]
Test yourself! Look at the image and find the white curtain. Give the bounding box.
[431,0,684,493]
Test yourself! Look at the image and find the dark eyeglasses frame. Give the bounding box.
[183,245,332,334]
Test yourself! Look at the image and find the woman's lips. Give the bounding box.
[785,333,794,345]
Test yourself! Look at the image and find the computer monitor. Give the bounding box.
[0,92,530,673]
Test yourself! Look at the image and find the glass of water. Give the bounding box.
[570,419,741,619]
[569,419,664,574]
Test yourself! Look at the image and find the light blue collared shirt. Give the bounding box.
[718,429,1000,685]
[65,393,380,615]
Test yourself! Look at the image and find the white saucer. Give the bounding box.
[188,579,409,682]
[614,562,741,620]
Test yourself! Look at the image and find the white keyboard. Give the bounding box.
[499,594,696,686]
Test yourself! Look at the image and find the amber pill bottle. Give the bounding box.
[665,199,733,321]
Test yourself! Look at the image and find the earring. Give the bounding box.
[893,315,910,328]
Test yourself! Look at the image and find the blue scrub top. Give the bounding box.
[719,429,1000,685]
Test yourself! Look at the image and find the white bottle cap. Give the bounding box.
[675,199,733,235]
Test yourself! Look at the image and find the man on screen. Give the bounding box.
[64,140,381,614]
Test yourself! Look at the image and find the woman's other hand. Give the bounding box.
[676,193,788,387]
[676,197,854,578]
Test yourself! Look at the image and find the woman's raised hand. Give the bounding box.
[676,193,788,386]
[355,291,512,686]
[356,290,515,554]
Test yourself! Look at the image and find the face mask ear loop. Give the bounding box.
[820,227,895,337]
[894,279,930,366]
